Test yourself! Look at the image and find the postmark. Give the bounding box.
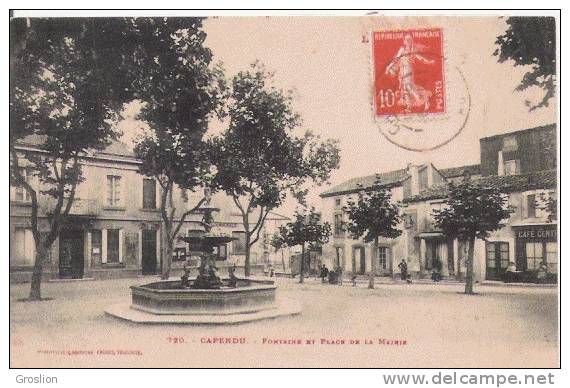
[372,28,471,151]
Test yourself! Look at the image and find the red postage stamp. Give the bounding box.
[373,28,446,117]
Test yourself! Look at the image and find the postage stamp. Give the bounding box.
[373,28,446,117]
[371,27,471,152]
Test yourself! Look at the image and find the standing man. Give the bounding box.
[398,259,409,281]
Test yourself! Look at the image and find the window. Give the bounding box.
[526,194,536,218]
[545,242,558,273]
[335,198,341,207]
[216,244,228,260]
[486,242,509,270]
[430,203,445,226]
[142,178,156,209]
[503,159,520,176]
[524,192,550,219]
[526,242,543,271]
[187,229,203,237]
[91,230,102,258]
[106,175,122,207]
[378,246,389,270]
[13,168,33,202]
[186,229,204,252]
[232,231,247,255]
[502,136,518,152]
[12,228,35,266]
[104,229,121,264]
[334,213,344,236]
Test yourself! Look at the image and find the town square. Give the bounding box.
[10,277,558,368]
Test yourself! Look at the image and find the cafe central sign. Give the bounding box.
[515,225,557,240]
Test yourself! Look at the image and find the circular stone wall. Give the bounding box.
[130,279,277,315]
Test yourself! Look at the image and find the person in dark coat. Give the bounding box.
[398,259,409,281]
[431,258,442,282]
[320,264,329,283]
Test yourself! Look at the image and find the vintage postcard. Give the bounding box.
[9,11,559,370]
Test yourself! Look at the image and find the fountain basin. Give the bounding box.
[131,279,276,315]
[105,277,301,324]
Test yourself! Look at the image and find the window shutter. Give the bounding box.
[102,229,107,263]
[143,179,156,209]
[87,231,92,263]
[527,194,536,218]
[118,229,124,263]
[156,185,161,210]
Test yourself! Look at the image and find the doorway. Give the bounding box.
[142,229,157,275]
[59,229,84,279]
[486,242,509,281]
[353,246,366,274]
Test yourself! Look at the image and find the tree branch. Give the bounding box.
[62,157,81,217]
[171,195,207,241]
[232,195,245,215]
[250,207,271,247]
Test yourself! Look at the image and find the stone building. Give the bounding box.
[319,124,557,282]
[319,164,448,275]
[9,136,274,282]
[403,170,557,281]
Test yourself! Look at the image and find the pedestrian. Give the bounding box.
[351,274,357,287]
[228,265,238,288]
[320,264,329,283]
[181,265,191,288]
[398,259,409,281]
[505,261,517,282]
[431,258,442,282]
[536,262,548,284]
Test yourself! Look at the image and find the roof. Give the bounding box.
[439,164,480,178]
[15,134,134,158]
[404,170,557,203]
[96,140,134,158]
[320,168,410,198]
[479,123,556,142]
[267,211,291,221]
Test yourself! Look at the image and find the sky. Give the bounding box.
[119,16,557,213]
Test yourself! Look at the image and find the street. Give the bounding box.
[10,277,558,368]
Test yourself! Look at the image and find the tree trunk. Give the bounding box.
[299,243,305,284]
[160,224,173,280]
[244,233,251,277]
[161,241,173,280]
[28,244,48,301]
[369,237,378,289]
[465,237,475,294]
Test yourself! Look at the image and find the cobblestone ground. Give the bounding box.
[10,276,558,368]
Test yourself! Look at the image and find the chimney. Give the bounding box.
[408,163,420,196]
[427,164,434,187]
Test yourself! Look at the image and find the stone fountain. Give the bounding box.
[105,190,301,324]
